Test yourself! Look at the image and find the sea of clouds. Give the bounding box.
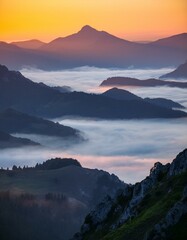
[0,67,186,183]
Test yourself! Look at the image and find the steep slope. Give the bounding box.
[0,130,39,148]
[74,149,187,240]
[160,62,187,80]
[100,76,187,88]
[1,65,186,119]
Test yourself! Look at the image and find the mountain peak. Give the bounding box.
[79,25,98,34]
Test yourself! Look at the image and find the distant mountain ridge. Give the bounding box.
[102,88,185,110]
[160,62,187,79]
[0,130,39,149]
[149,33,187,51]
[0,108,81,139]
[11,39,45,49]
[0,65,186,119]
[100,76,187,88]
[0,26,187,69]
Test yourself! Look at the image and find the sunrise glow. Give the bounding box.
[0,0,186,42]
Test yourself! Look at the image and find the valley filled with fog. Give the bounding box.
[0,67,186,183]
[21,66,176,93]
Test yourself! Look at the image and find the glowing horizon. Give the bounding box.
[0,0,186,42]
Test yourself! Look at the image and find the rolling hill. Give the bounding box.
[0,158,125,240]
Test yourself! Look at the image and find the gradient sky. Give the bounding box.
[0,0,186,42]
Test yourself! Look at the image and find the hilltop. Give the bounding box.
[0,158,125,240]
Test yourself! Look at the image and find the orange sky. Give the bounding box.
[0,0,186,42]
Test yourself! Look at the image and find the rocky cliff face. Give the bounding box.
[73,149,187,240]
[169,149,187,176]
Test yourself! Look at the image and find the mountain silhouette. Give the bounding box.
[0,130,39,148]
[0,26,186,69]
[160,62,187,79]
[102,87,142,101]
[100,76,187,88]
[102,88,185,109]
[150,33,187,51]
[0,64,186,119]
[0,108,80,139]
[11,39,45,49]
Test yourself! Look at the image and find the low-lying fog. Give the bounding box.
[0,67,186,184]
[21,66,176,93]
[1,117,186,183]
[21,66,187,108]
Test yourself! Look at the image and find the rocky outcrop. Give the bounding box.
[73,149,187,239]
[169,149,187,176]
[111,162,169,227]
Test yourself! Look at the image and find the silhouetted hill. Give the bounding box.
[0,130,39,149]
[0,65,186,119]
[160,62,187,79]
[11,39,45,49]
[0,108,80,139]
[39,26,187,69]
[0,41,62,70]
[102,88,185,109]
[41,91,187,119]
[74,149,187,240]
[0,27,187,69]
[100,76,187,88]
[150,33,187,51]
[0,159,125,240]
[40,25,133,53]
[0,64,62,113]
[34,158,82,170]
[144,98,185,109]
[102,87,141,101]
